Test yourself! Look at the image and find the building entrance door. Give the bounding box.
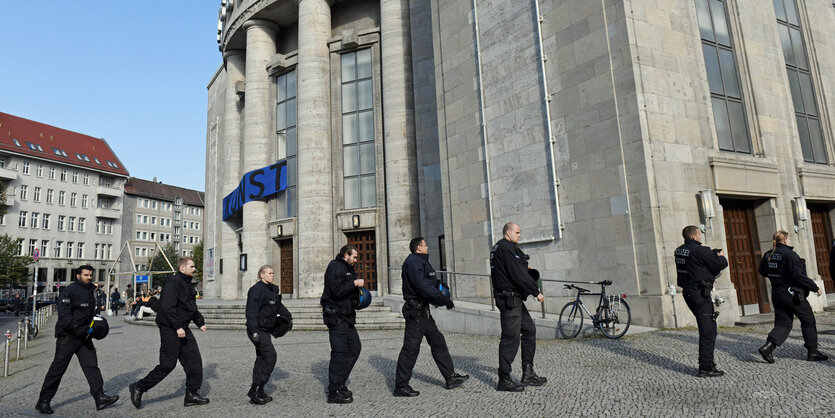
[346,231,377,291]
[277,239,294,294]
[809,205,833,294]
[721,199,769,314]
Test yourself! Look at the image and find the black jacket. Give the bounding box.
[95,290,107,310]
[320,257,358,324]
[246,280,292,333]
[55,280,97,338]
[402,253,447,306]
[155,272,205,329]
[674,238,728,290]
[758,243,819,292]
[490,238,540,299]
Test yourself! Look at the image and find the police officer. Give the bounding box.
[245,265,293,404]
[129,257,210,409]
[36,264,118,415]
[394,237,469,397]
[321,245,363,404]
[674,225,728,377]
[757,230,828,362]
[491,222,547,392]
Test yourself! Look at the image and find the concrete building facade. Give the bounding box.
[205,0,835,327]
[0,112,128,290]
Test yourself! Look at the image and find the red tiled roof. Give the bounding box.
[0,112,129,177]
[124,177,204,207]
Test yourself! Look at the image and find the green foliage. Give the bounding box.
[192,240,204,282]
[0,234,34,287]
[0,180,7,217]
[149,243,178,289]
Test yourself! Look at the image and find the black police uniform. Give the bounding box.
[320,257,361,401]
[38,280,114,409]
[394,253,462,392]
[490,238,541,380]
[758,243,822,352]
[674,237,728,373]
[134,271,206,397]
[245,280,292,400]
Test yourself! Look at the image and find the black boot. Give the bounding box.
[129,383,143,408]
[758,341,777,364]
[184,391,210,407]
[94,393,119,410]
[248,384,268,405]
[393,385,420,397]
[340,385,352,397]
[496,371,524,392]
[807,349,829,361]
[257,385,273,403]
[327,389,353,404]
[521,364,547,386]
[445,373,470,389]
[35,399,54,415]
[697,367,724,377]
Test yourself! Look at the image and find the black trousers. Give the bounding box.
[683,289,716,370]
[39,335,104,401]
[252,330,277,386]
[137,327,203,393]
[327,322,361,393]
[394,304,454,389]
[767,288,818,349]
[496,294,536,375]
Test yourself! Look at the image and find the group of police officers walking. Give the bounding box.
[34,220,831,413]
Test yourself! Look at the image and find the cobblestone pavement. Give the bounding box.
[1,312,834,417]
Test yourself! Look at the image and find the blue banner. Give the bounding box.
[223,160,288,221]
[135,275,149,284]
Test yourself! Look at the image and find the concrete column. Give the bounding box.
[221,49,245,299]
[381,0,419,292]
[242,19,278,294]
[296,0,333,297]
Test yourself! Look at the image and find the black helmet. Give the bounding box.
[431,281,451,307]
[270,315,292,338]
[89,315,109,340]
[354,287,372,310]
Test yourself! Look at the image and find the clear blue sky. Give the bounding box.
[0,2,222,191]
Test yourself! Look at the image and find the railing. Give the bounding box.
[389,267,497,311]
[3,304,54,377]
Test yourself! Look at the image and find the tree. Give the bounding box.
[148,243,178,289]
[0,180,8,217]
[192,240,204,282]
[0,234,33,287]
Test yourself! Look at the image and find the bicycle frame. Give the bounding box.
[566,288,610,321]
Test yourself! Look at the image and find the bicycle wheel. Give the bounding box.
[598,299,631,339]
[558,302,583,339]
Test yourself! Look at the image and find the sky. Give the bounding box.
[0,2,223,191]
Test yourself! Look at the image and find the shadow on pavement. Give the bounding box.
[311,360,329,393]
[579,336,694,376]
[451,354,496,387]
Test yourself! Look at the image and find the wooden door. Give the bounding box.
[346,231,377,291]
[809,205,833,293]
[721,200,769,313]
[278,239,294,294]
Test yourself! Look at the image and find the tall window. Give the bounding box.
[19,211,27,227]
[22,161,29,175]
[36,164,43,177]
[31,212,39,228]
[58,191,65,205]
[697,0,751,154]
[42,214,50,229]
[275,70,298,219]
[341,49,376,209]
[774,0,827,163]
[41,240,48,258]
[19,185,28,200]
[46,189,53,204]
[33,187,41,202]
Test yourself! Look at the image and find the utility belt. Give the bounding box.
[322,304,351,328]
[774,286,809,304]
[494,289,522,308]
[403,299,430,319]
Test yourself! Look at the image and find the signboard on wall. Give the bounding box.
[222,160,287,221]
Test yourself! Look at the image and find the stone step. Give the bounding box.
[196,301,387,310]
[197,306,393,315]
[124,318,404,331]
[200,312,401,320]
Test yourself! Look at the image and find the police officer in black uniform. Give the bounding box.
[321,245,364,404]
[36,264,118,415]
[130,257,210,409]
[393,237,469,397]
[246,264,293,404]
[491,222,547,392]
[757,230,828,362]
[674,225,728,377]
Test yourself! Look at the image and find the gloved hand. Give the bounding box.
[248,331,260,345]
[444,298,455,310]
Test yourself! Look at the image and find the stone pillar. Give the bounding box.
[381,0,419,293]
[220,49,245,299]
[242,20,278,294]
[296,0,333,297]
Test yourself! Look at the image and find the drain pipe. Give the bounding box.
[533,0,564,233]
[471,0,496,245]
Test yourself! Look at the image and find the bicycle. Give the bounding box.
[557,280,631,339]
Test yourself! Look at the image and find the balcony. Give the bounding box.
[0,166,17,180]
[96,185,121,197]
[95,204,122,219]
